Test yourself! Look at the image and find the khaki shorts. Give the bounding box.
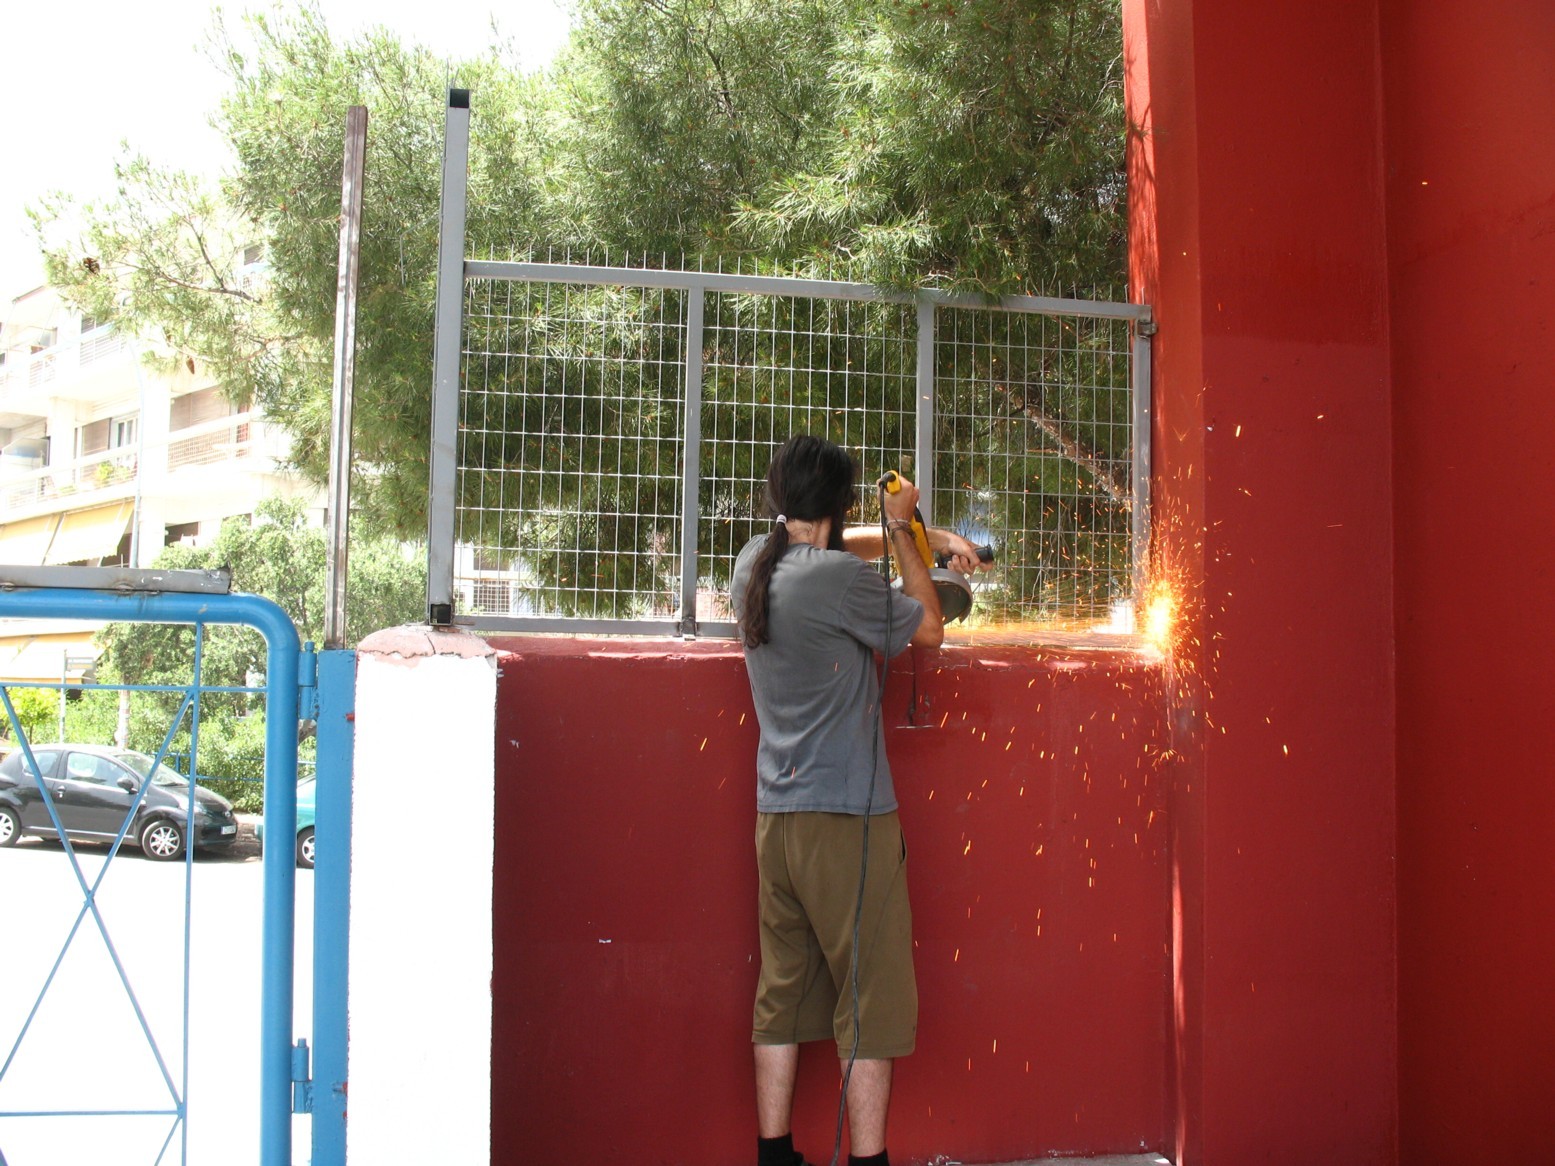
[753,810,917,1059]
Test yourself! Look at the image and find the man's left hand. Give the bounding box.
[929,528,993,576]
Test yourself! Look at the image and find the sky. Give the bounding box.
[0,0,573,295]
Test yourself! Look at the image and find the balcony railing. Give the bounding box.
[168,416,254,471]
[0,325,130,406]
[0,412,269,518]
[79,329,127,367]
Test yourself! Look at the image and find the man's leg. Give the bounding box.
[755,1043,801,1137]
[841,1057,893,1158]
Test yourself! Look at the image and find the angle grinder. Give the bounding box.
[878,471,995,623]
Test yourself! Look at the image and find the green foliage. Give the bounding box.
[31,0,1130,622]
[1,687,63,746]
[32,0,1125,538]
[85,497,422,802]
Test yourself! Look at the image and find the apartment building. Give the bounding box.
[0,281,321,683]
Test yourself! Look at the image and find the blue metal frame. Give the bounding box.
[0,587,300,1166]
[310,648,355,1164]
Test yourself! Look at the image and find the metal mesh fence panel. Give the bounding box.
[456,277,689,621]
[932,307,1137,628]
[696,293,918,624]
[442,261,1148,638]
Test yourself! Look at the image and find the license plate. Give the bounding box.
[221,824,237,835]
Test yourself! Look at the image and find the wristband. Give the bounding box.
[886,520,913,535]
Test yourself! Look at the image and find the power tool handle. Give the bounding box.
[935,545,997,568]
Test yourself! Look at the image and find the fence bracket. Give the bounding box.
[298,644,321,724]
[291,1038,313,1114]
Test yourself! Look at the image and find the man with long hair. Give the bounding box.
[730,435,985,1166]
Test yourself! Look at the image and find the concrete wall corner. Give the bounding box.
[346,625,496,1165]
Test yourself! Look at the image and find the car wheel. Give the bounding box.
[0,805,19,847]
[296,826,315,869]
[140,818,185,861]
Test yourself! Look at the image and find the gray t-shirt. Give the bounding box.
[730,536,925,815]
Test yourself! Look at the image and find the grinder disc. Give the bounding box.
[930,568,974,623]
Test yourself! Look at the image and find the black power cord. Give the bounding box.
[828,484,896,1166]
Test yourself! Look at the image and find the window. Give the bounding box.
[168,387,237,431]
[77,419,110,458]
[66,753,113,784]
[165,521,201,547]
[77,414,138,458]
[0,750,60,781]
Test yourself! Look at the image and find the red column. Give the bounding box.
[1125,1,1399,1161]
[1383,1,1555,1159]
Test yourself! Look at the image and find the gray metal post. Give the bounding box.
[325,106,368,650]
[677,290,705,637]
[427,89,472,626]
[1131,320,1155,611]
[914,296,936,523]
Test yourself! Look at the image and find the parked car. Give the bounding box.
[0,745,239,861]
[256,775,315,869]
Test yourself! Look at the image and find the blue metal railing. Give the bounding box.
[0,587,301,1166]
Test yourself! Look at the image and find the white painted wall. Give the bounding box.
[348,626,496,1166]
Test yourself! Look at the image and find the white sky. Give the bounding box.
[0,0,573,295]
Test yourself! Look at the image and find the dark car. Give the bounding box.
[0,745,238,861]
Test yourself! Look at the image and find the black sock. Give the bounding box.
[758,1132,798,1166]
[848,1152,889,1166]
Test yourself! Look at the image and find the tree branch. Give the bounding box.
[1005,390,1131,504]
[120,260,259,302]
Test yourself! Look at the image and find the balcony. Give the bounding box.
[0,411,276,522]
[0,326,134,424]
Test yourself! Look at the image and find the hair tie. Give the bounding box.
[774,514,788,525]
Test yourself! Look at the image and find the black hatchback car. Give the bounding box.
[0,745,238,861]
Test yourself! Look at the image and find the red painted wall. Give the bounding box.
[1125,0,1399,1162]
[483,6,1549,1163]
[1383,2,1555,1160]
[490,639,1171,1165]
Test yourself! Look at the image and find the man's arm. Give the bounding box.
[843,525,989,576]
[875,476,944,648]
[888,524,945,648]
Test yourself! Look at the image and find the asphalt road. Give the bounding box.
[0,816,314,1166]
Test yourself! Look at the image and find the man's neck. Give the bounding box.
[783,516,832,549]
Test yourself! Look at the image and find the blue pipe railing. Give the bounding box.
[0,587,301,1166]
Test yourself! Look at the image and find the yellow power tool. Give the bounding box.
[877,471,995,623]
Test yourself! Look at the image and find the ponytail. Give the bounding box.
[741,523,788,648]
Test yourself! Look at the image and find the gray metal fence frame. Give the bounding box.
[426,90,1153,641]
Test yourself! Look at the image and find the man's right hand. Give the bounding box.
[880,474,921,524]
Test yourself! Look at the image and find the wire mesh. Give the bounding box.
[457,277,689,621]
[449,260,1145,636]
[697,293,918,623]
[933,307,1137,627]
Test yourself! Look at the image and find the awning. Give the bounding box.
[43,501,134,565]
[0,632,99,684]
[0,514,61,566]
